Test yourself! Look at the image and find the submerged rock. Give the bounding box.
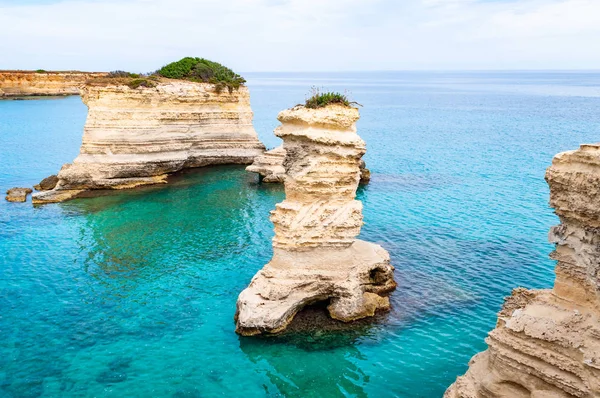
[446,143,600,398]
[235,105,396,336]
[5,187,32,202]
[246,145,371,184]
[33,175,58,191]
[33,80,265,203]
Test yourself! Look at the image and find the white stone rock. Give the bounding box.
[33,80,265,203]
[235,105,396,335]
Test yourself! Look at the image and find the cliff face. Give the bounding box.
[33,81,265,203]
[247,145,371,183]
[446,143,600,398]
[0,71,106,97]
[235,105,396,336]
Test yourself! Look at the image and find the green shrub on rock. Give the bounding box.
[304,87,359,109]
[127,78,157,89]
[107,70,140,78]
[157,57,246,93]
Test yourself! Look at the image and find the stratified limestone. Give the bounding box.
[0,71,106,97]
[33,81,265,203]
[246,145,371,183]
[246,146,287,183]
[446,143,600,398]
[6,187,32,202]
[235,105,396,336]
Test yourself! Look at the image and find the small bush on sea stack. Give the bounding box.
[156,57,246,93]
[304,87,358,109]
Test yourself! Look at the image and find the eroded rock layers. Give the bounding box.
[246,145,371,183]
[235,105,396,336]
[0,71,106,97]
[33,81,265,203]
[446,143,600,398]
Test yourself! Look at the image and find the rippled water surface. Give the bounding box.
[1,72,600,397]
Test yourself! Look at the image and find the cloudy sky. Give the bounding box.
[0,0,598,72]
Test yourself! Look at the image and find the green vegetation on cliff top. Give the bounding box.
[90,71,159,89]
[304,87,359,109]
[89,58,245,93]
[156,57,246,93]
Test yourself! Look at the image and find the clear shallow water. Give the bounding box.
[1,71,599,397]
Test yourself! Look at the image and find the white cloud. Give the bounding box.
[0,0,598,71]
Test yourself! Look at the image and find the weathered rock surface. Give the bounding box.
[33,81,265,203]
[246,146,287,183]
[235,105,396,336]
[246,145,371,183]
[446,143,600,398]
[0,71,106,97]
[33,175,58,191]
[6,187,32,202]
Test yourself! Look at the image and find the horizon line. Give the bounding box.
[2,68,600,74]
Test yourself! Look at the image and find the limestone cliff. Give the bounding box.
[445,143,600,398]
[0,71,106,97]
[33,80,265,203]
[235,105,396,336]
[247,145,371,183]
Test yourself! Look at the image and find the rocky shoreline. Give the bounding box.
[0,70,106,97]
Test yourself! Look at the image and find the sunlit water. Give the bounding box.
[1,72,600,397]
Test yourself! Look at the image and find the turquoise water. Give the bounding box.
[1,72,600,397]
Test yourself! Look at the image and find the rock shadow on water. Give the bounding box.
[46,164,255,215]
[256,300,392,349]
[95,356,133,385]
[364,172,459,192]
[238,309,373,397]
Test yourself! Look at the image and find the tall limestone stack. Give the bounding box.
[0,71,106,97]
[235,105,396,336]
[33,80,265,203]
[247,145,371,183]
[446,143,600,398]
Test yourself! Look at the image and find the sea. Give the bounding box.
[1,71,599,397]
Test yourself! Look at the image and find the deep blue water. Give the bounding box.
[1,71,599,397]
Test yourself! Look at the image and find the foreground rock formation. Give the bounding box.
[5,188,32,202]
[34,175,58,191]
[446,143,600,398]
[33,80,265,203]
[0,71,106,97]
[247,145,371,183]
[235,105,396,336]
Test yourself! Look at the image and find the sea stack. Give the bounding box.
[247,145,371,183]
[235,105,396,336]
[0,70,106,97]
[33,80,265,203]
[446,144,600,397]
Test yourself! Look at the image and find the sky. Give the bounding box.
[0,0,599,72]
